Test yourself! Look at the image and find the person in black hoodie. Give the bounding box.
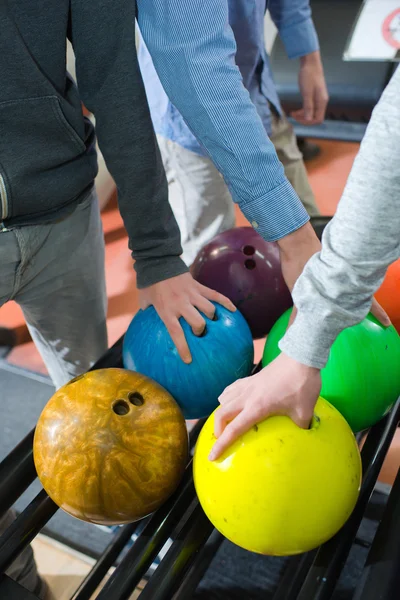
[0,1,322,596]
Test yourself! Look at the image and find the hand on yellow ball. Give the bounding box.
[208,353,322,461]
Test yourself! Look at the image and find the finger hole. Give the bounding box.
[198,325,207,337]
[243,245,255,256]
[129,391,144,406]
[190,318,207,337]
[244,259,256,271]
[113,400,130,416]
[308,414,320,430]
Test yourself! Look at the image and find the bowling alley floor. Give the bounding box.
[1,139,399,597]
[31,534,145,599]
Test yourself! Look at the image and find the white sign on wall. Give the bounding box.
[344,0,400,61]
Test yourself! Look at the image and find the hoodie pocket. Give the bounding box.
[0,95,91,217]
[50,97,87,153]
[0,169,9,220]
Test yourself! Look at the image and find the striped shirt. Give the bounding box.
[136,0,318,242]
[139,1,318,154]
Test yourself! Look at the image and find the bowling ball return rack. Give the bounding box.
[0,338,399,600]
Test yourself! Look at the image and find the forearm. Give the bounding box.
[70,0,187,287]
[280,69,400,368]
[268,0,319,58]
[137,0,309,242]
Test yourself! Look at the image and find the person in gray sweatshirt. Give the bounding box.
[210,67,398,461]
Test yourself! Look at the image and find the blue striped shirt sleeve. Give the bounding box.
[268,0,319,59]
[136,0,309,242]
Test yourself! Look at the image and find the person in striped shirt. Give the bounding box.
[138,0,328,265]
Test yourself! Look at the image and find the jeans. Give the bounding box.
[0,187,108,596]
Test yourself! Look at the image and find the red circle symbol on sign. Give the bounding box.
[382,8,400,49]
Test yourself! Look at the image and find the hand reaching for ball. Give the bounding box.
[138,273,235,363]
[209,353,322,461]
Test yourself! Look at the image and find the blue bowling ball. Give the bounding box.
[122,303,254,419]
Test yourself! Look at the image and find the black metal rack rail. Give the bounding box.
[0,337,399,599]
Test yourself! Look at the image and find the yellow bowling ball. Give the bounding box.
[193,398,361,556]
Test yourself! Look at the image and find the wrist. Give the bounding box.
[300,50,322,67]
[281,351,320,373]
[296,359,320,376]
[280,310,335,370]
[134,255,188,289]
[277,222,320,260]
[277,224,321,291]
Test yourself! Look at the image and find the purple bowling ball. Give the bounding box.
[191,227,292,339]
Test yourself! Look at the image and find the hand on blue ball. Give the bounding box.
[138,273,236,363]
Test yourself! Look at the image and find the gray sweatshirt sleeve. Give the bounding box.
[69,0,188,289]
[279,67,400,369]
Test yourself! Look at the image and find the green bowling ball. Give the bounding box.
[263,310,400,432]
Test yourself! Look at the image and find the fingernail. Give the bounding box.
[208,451,216,461]
[184,356,192,364]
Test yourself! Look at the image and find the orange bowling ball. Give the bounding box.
[33,369,189,525]
[376,259,400,333]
